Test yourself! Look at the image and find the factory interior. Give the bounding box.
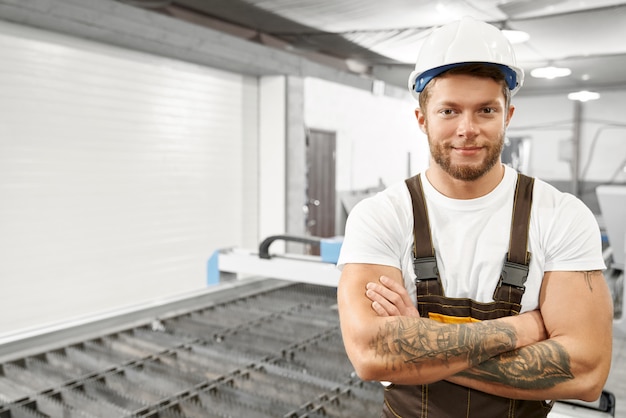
[0,0,625,417]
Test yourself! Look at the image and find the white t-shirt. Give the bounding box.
[337,165,605,313]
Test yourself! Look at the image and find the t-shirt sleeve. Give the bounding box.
[542,194,606,272]
[337,190,409,271]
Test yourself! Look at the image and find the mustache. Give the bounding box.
[447,142,483,148]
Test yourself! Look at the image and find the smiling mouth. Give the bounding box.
[453,146,483,156]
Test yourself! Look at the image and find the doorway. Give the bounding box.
[305,129,336,253]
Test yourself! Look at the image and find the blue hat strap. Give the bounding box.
[413,62,518,93]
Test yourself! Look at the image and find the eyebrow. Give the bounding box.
[435,100,503,109]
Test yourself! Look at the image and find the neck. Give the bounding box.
[425,163,505,199]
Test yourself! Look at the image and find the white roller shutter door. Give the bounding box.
[0,21,248,335]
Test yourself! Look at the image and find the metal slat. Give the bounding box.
[194,383,291,418]
[1,363,61,394]
[99,370,165,404]
[78,378,147,413]
[192,304,274,328]
[232,366,336,409]
[118,328,183,353]
[2,402,55,418]
[162,315,228,340]
[155,346,245,380]
[120,365,193,397]
[94,334,159,360]
[42,350,96,380]
[167,395,225,418]
[40,388,130,417]
[0,376,32,403]
[20,356,79,386]
[62,346,119,373]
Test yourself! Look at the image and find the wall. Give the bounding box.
[304,78,429,193]
[510,91,626,212]
[579,91,626,184]
[0,20,256,335]
[259,76,287,251]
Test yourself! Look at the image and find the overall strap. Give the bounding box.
[405,174,443,296]
[508,173,534,265]
[405,172,536,303]
[493,173,535,305]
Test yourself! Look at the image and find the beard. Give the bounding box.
[427,129,505,182]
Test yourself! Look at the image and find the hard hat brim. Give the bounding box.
[411,62,521,93]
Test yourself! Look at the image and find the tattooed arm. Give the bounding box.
[362,268,613,401]
[337,263,547,385]
[447,270,613,402]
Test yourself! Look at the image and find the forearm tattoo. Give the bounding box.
[369,317,517,373]
[458,340,574,389]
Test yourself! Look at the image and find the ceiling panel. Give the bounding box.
[124,0,626,95]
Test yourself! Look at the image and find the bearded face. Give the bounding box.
[418,74,512,183]
[427,127,505,182]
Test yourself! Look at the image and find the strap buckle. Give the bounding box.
[413,256,439,282]
[499,261,529,290]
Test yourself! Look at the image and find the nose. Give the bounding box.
[457,113,479,139]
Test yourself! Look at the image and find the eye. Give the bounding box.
[481,107,497,114]
[439,109,457,116]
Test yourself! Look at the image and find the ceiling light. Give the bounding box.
[530,66,572,79]
[435,2,455,18]
[502,29,530,44]
[568,90,600,102]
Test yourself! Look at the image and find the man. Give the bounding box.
[336,17,613,417]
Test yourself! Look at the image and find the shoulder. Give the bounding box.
[349,179,412,223]
[339,179,414,269]
[532,179,595,220]
[529,179,604,269]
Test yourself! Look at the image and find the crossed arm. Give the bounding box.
[337,263,613,402]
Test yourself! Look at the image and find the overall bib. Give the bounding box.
[382,173,553,418]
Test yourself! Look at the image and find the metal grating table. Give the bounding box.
[0,279,383,417]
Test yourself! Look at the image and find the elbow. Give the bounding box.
[347,350,387,382]
[345,339,399,382]
[578,388,603,404]
[576,379,606,403]
[573,364,610,403]
[347,347,426,384]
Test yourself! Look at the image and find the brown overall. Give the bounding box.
[382,173,553,418]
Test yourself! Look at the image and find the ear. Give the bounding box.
[415,108,427,133]
[505,105,515,127]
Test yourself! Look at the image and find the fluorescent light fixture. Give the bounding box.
[530,66,572,79]
[568,90,600,102]
[502,29,530,44]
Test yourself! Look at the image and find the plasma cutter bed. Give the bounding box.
[0,278,383,417]
[0,236,616,418]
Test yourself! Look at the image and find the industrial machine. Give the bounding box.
[0,235,616,417]
[0,278,382,417]
[597,185,626,336]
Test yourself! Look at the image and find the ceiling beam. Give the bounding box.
[0,0,401,95]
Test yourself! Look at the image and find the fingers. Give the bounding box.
[371,300,391,317]
[366,285,401,316]
[366,276,420,318]
[380,275,415,308]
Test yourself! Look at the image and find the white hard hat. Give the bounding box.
[408,17,524,100]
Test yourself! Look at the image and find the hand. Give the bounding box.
[365,275,420,318]
[515,309,549,347]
